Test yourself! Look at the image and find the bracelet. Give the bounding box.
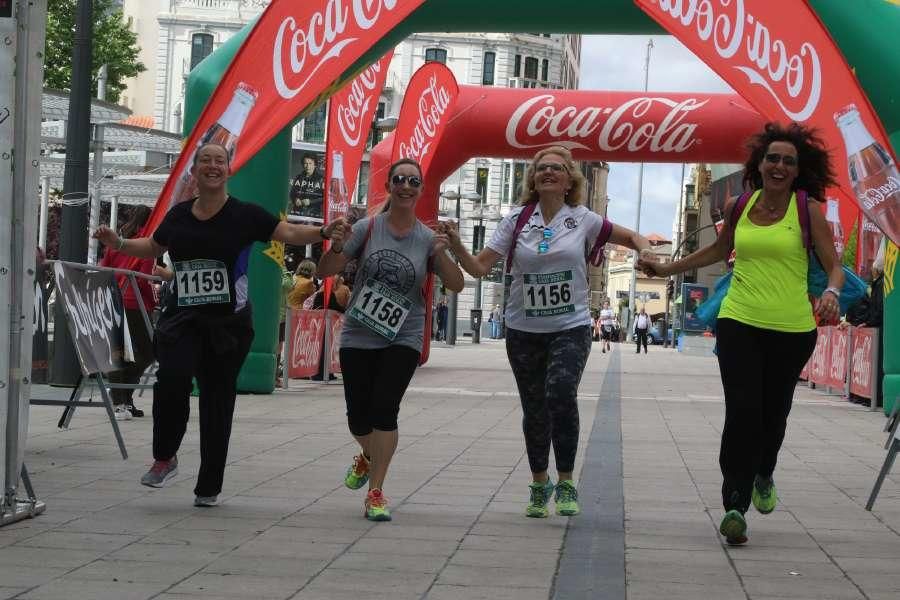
[319,226,330,240]
[824,286,840,299]
[116,237,125,251]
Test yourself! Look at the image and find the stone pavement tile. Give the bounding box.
[230,539,347,560]
[0,587,28,600]
[328,551,447,573]
[425,584,548,600]
[65,558,201,584]
[202,554,330,578]
[12,530,139,553]
[741,575,865,599]
[626,560,737,585]
[299,568,434,594]
[254,525,365,544]
[107,542,226,564]
[16,578,167,600]
[468,520,566,538]
[406,492,491,507]
[0,565,68,588]
[627,532,721,551]
[289,587,421,600]
[626,580,746,600]
[173,514,279,533]
[626,547,729,566]
[361,524,470,541]
[723,545,835,563]
[731,558,848,580]
[350,537,459,556]
[54,511,182,536]
[437,564,555,588]
[459,534,563,552]
[449,549,559,570]
[166,572,308,598]
[0,545,104,569]
[139,526,257,549]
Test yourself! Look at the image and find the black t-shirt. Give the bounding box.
[153,196,280,315]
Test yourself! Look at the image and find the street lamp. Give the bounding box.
[439,188,482,345]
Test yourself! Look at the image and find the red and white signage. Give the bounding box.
[850,327,877,399]
[288,309,325,379]
[807,327,831,387]
[141,0,425,238]
[826,327,849,391]
[327,309,344,375]
[635,0,898,249]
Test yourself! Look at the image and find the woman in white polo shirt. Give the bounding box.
[448,146,653,518]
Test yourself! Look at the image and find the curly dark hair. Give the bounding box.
[742,122,837,200]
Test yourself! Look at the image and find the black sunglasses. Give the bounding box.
[391,174,422,188]
[764,153,798,167]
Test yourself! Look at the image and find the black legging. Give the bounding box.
[715,318,817,513]
[505,326,592,474]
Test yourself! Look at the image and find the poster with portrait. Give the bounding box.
[682,283,709,332]
[289,149,326,219]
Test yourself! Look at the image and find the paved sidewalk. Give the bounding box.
[3,340,900,599]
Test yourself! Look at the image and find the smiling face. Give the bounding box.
[385,162,423,209]
[758,140,799,194]
[191,144,230,192]
[532,152,572,199]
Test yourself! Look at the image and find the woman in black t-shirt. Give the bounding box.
[94,142,346,507]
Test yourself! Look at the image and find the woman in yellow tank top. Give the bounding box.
[639,123,845,546]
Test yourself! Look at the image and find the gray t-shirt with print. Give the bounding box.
[340,215,434,351]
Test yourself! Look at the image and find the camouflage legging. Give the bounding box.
[505,325,592,474]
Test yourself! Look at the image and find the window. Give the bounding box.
[524,57,539,80]
[476,168,489,203]
[369,101,387,149]
[541,59,549,82]
[482,51,495,85]
[301,103,327,144]
[513,161,526,201]
[501,163,511,203]
[513,54,521,77]
[425,47,447,64]
[472,225,486,254]
[190,33,214,70]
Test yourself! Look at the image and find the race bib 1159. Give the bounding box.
[174,259,230,307]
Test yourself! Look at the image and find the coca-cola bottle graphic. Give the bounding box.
[327,151,350,222]
[824,197,844,257]
[170,82,259,205]
[834,104,900,245]
[858,215,884,281]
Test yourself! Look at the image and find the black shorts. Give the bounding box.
[339,345,420,435]
[601,326,613,341]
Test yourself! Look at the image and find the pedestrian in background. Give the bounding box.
[640,122,843,545]
[633,307,650,354]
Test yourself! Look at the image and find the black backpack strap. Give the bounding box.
[505,202,537,274]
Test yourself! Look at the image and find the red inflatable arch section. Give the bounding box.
[367,86,766,220]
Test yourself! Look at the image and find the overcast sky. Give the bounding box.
[579,35,733,239]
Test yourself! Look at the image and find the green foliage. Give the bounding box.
[45,0,146,104]
[842,217,858,270]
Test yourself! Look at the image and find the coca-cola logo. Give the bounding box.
[643,0,822,121]
[291,313,324,369]
[851,333,872,389]
[336,61,385,147]
[505,95,707,153]
[397,74,452,162]
[858,176,900,211]
[829,331,847,381]
[273,0,399,100]
[810,333,828,378]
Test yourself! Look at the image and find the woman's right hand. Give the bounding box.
[152,264,174,281]
[92,225,120,248]
[638,258,669,278]
[441,221,463,251]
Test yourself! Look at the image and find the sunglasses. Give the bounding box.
[764,153,798,167]
[535,162,568,173]
[391,174,422,188]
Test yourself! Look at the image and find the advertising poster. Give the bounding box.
[682,283,709,332]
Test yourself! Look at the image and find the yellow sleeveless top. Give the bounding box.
[718,190,816,332]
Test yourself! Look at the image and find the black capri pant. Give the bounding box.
[339,345,420,436]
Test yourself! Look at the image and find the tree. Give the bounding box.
[842,217,858,270]
[44,0,145,104]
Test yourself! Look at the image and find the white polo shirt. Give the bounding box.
[488,203,608,333]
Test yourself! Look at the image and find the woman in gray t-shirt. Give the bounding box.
[317,158,463,521]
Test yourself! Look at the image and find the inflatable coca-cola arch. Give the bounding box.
[174,0,899,394]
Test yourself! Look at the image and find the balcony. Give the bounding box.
[171,0,266,19]
[507,77,561,90]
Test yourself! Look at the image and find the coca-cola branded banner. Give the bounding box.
[826,327,849,391]
[323,51,393,304]
[327,309,345,374]
[142,0,426,237]
[288,309,326,379]
[849,327,877,399]
[635,0,900,246]
[369,62,459,212]
[807,327,831,387]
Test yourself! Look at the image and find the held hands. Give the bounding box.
[438,221,463,251]
[324,218,347,250]
[431,232,451,256]
[152,264,174,281]
[92,225,120,249]
[637,250,666,277]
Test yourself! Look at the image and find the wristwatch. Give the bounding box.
[824,286,840,299]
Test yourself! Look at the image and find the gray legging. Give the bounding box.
[505,325,592,474]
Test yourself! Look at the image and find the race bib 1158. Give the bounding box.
[523,270,575,317]
[348,278,412,340]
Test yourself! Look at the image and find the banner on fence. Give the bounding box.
[826,327,849,390]
[288,309,326,379]
[850,327,877,399]
[808,327,831,386]
[52,263,126,375]
[328,310,345,375]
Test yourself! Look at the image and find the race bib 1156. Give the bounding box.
[348,278,412,340]
[174,259,230,307]
[523,270,575,317]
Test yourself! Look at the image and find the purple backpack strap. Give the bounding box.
[795,189,813,251]
[505,202,537,274]
[587,218,614,266]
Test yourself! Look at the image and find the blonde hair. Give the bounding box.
[519,146,587,207]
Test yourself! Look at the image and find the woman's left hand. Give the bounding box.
[432,233,450,256]
[814,291,840,324]
[323,218,346,243]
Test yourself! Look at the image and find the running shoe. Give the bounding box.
[194,495,218,507]
[555,480,580,516]
[114,406,132,421]
[344,453,370,490]
[751,475,778,514]
[719,509,748,545]
[364,489,391,521]
[526,479,555,518]
[140,457,178,488]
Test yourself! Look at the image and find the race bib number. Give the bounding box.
[348,278,412,340]
[174,259,230,307]
[523,270,575,317]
